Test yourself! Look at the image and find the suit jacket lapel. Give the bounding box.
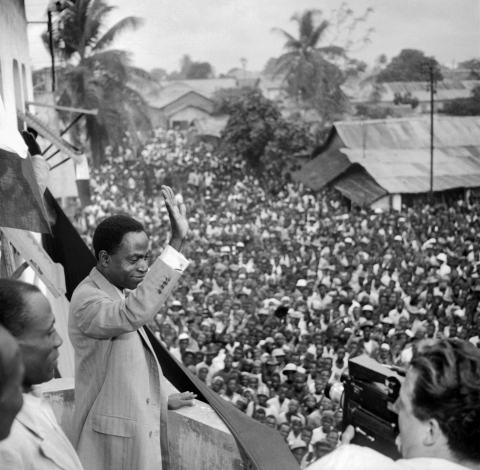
[16,397,75,470]
[89,268,122,300]
[15,403,44,440]
[138,326,158,361]
[89,268,160,360]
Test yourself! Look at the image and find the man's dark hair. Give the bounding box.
[0,279,40,336]
[411,338,480,463]
[92,215,145,260]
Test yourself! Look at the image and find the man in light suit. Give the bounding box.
[69,186,195,470]
[0,279,84,470]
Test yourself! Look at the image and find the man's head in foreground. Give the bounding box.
[0,279,62,394]
[93,214,148,290]
[0,324,23,440]
[395,338,480,466]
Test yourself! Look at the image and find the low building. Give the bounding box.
[145,78,237,130]
[293,116,480,210]
[345,79,480,114]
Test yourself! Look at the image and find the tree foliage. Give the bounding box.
[272,5,373,124]
[168,54,214,80]
[376,49,443,83]
[186,62,214,79]
[150,68,168,81]
[43,0,154,167]
[355,104,398,120]
[393,92,419,109]
[214,88,314,177]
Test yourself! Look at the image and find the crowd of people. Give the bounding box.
[72,129,480,468]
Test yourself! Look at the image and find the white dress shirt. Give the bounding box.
[307,444,471,470]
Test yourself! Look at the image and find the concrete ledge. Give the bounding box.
[37,379,246,469]
[36,378,76,443]
[168,402,246,470]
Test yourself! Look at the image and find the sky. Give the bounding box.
[26,0,480,74]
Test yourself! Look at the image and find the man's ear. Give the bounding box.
[98,250,110,268]
[423,418,443,447]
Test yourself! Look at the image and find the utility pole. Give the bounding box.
[240,58,247,80]
[29,2,62,93]
[47,10,55,92]
[427,64,437,202]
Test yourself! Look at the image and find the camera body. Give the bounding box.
[325,354,404,460]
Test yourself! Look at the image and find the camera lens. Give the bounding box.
[325,381,345,408]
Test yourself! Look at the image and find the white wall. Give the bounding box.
[168,106,211,128]
[371,194,402,212]
[0,0,33,124]
[0,0,75,378]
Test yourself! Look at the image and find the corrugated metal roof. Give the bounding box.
[296,116,480,196]
[146,86,199,109]
[292,148,351,191]
[146,78,237,109]
[335,116,480,149]
[333,170,388,206]
[341,146,480,193]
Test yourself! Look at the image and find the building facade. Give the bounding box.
[0,0,33,128]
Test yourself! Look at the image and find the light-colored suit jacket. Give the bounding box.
[0,393,84,470]
[69,251,186,470]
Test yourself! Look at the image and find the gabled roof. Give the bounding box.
[165,78,237,98]
[146,78,238,109]
[333,169,388,205]
[147,88,212,110]
[292,148,351,191]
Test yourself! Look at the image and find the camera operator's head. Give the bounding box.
[396,338,480,466]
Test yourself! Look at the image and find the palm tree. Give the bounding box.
[44,0,155,166]
[273,10,344,101]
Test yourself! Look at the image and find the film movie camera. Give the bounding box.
[325,354,404,459]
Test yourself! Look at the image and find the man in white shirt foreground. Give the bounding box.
[0,279,84,469]
[69,186,195,470]
[308,338,480,470]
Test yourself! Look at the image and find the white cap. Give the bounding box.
[436,253,447,263]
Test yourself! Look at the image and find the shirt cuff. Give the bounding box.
[160,245,189,273]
